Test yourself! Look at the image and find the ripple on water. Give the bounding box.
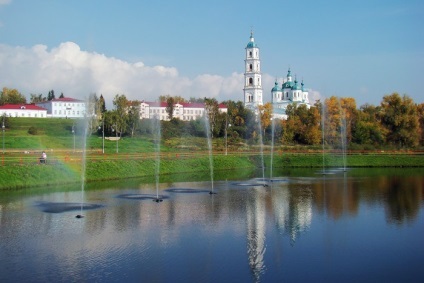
[35,202,103,213]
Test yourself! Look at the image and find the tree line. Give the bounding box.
[1,87,423,149]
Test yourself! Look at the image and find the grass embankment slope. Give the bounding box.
[1,118,423,190]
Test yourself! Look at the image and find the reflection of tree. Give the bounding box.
[311,176,359,220]
[385,177,421,224]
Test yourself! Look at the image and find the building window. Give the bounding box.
[249,51,252,57]
[249,64,252,71]
[249,78,253,85]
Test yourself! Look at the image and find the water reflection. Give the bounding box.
[0,168,423,282]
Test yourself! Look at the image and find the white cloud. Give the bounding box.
[0,42,249,108]
[0,0,11,5]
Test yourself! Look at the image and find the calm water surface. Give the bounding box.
[1,168,423,282]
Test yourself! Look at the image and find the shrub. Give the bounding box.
[28,126,38,135]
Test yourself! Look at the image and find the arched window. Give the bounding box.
[249,78,253,85]
[249,64,252,71]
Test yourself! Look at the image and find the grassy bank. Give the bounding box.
[1,152,423,190]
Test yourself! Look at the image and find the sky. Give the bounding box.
[0,0,423,109]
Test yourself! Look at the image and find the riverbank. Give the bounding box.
[1,152,423,190]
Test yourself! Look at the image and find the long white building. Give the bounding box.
[0,104,48,118]
[140,101,227,121]
[36,97,87,118]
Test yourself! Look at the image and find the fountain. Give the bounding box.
[203,114,216,194]
[270,116,275,182]
[152,114,163,202]
[339,100,347,172]
[255,106,267,186]
[76,114,89,218]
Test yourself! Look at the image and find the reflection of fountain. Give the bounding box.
[152,114,163,202]
[246,187,267,281]
[203,114,216,194]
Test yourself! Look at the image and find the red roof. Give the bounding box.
[141,101,227,109]
[0,104,47,110]
[53,97,83,102]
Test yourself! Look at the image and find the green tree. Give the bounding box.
[379,93,419,148]
[47,90,55,101]
[0,87,27,105]
[165,96,175,120]
[99,94,106,113]
[127,100,141,137]
[29,93,46,103]
[112,94,129,137]
[352,104,386,146]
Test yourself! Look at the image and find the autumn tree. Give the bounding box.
[204,97,219,138]
[258,103,272,138]
[379,93,420,147]
[417,103,424,146]
[0,87,27,105]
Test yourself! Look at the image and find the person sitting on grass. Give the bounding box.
[40,151,47,164]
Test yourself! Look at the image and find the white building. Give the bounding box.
[36,97,87,118]
[271,68,311,119]
[0,104,48,118]
[243,31,263,110]
[242,32,311,119]
[140,101,227,121]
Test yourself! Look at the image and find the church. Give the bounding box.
[243,32,311,119]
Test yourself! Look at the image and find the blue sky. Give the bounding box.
[0,0,422,108]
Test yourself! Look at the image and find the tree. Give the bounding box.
[258,103,272,138]
[0,87,27,105]
[352,104,386,146]
[59,93,64,98]
[417,103,424,146]
[99,94,106,113]
[112,94,129,137]
[127,100,141,137]
[379,93,420,147]
[29,93,46,103]
[165,96,175,120]
[47,90,55,101]
[204,98,219,138]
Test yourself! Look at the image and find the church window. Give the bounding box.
[249,78,253,85]
[249,51,252,57]
[249,64,252,71]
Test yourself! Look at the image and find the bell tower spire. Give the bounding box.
[244,30,263,110]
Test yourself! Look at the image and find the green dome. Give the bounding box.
[272,81,281,92]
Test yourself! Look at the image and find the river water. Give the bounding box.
[1,168,423,282]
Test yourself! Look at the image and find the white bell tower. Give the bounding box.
[244,31,263,110]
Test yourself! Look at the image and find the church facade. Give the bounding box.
[243,32,311,119]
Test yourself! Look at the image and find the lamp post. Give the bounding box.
[2,119,5,154]
[225,115,231,156]
[72,124,75,153]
